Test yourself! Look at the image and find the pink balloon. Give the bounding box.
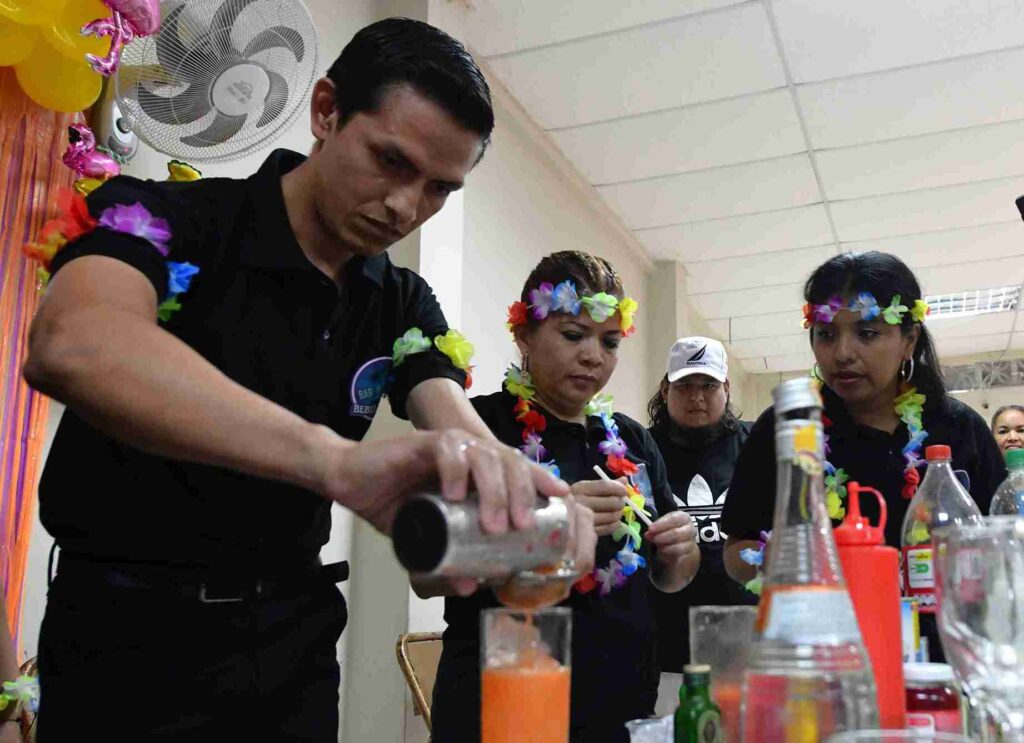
[104,0,161,35]
[62,123,121,180]
[81,0,160,77]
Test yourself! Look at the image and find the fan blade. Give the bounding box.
[156,4,217,83]
[256,70,288,128]
[138,85,212,125]
[180,112,247,148]
[208,0,257,58]
[243,26,305,63]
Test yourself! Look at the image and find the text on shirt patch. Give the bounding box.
[349,356,393,420]
[673,474,729,544]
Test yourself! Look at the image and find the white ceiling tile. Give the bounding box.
[799,48,1024,149]
[692,282,805,319]
[729,333,809,359]
[772,0,1024,84]
[817,119,1024,201]
[635,205,834,262]
[844,222,1024,269]
[935,333,1010,357]
[1010,332,1024,349]
[730,310,806,340]
[926,312,1017,339]
[915,257,1024,295]
[599,155,820,229]
[550,90,804,184]
[485,3,785,129]
[830,177,1023,241]
[764,351,815,373]
[687,247,832,294]
[467,0,745,58]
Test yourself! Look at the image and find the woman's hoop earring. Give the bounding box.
[811,364,824,381]
[901,357,915,382]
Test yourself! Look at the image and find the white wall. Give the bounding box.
[950,385,1024,425]
[461,80,654,421]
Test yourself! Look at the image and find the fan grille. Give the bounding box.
[116,0,318,163]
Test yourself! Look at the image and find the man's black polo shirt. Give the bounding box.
[40,149,465,569]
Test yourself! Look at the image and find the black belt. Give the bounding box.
[54,551,349,604]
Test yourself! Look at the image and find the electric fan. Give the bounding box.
[114,0,318,163]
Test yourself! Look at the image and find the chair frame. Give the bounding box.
[395,631,443,732]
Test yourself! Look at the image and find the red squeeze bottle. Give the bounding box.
[834,481,907,729]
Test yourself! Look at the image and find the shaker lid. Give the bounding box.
[904,662,955,684]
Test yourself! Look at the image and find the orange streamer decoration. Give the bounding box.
[0,68,75,643]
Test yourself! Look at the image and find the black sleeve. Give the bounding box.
[636,425,677,519]
[721,406,777,540]
[388,269,468,420]
[49,176,194,299]
[962,404,1006,513]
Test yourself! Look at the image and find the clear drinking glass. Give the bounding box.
[824,731,969,742]
[689,605,757,742]
[934,516,1024,741]
[480,607,572,743]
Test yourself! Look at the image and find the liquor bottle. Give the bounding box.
[675,664,724,743]
[741,378,878,742]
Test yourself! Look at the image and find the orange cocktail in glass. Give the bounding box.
[481,607,571,743]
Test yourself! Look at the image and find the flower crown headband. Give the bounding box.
[802,291,929,329]
[506,280,638,337]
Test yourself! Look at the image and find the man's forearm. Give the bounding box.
[407,377,496,439]
[25,305,346,493]
[652,549,700,593]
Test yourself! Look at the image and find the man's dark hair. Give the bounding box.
[326,18,494,150]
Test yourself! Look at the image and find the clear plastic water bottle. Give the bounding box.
[899,445,982,615]
[989,448,1024,515]
[741,379,878,742]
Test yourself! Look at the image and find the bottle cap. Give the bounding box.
[834,481,886,546]
[903,662,955,684]
[925,444,951,461]
[1007,449,1024,468]
[772,377,822,416]
[683,664,711,675]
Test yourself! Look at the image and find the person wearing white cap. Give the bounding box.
[646,337,757,714]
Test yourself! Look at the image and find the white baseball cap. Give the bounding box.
[666,336,728,383]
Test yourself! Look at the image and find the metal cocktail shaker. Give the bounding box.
[391,493,571,580]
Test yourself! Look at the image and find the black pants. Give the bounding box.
[36,562,347,742]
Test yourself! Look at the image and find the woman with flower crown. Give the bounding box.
[430,251,700,743]
[721,251,1005,661]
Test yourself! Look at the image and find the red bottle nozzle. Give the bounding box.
[834,481,887,546]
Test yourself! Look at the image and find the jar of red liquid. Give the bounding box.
[904,662,962,733]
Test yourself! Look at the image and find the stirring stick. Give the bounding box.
[592,465,653,528]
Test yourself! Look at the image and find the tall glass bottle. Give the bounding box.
[741,378,878,742]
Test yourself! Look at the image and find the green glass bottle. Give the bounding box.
[674,664,724,743]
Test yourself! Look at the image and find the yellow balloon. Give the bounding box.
[0,0,66,26]
[15,41,100,112]
[0,14,37,66]
[43,0,108,61]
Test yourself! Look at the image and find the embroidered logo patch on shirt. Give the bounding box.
[349,356,392,420]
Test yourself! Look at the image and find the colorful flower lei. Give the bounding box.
[502,364,649,596]
[802,291,929,330]
[392,327,476,389]
[0,674,39,715]
[506,280,638,337]
[22,190,198,322]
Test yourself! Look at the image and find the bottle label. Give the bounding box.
[902,546,936,613]
[906,713,936,733]
[907,711,963,734]
[695,710,723,743]
[760,586,862,644]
